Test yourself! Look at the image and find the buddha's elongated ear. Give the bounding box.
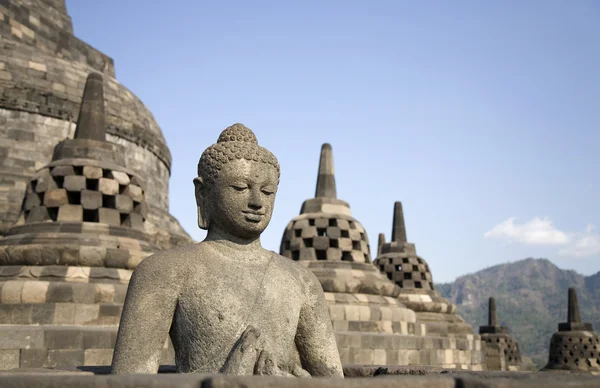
[193,176,210,230]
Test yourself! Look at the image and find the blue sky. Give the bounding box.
[67,0,599,282]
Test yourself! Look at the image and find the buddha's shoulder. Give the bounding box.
[133,243,208,275]
[270,253,320,285]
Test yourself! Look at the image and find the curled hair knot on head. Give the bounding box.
[197,123,280,184]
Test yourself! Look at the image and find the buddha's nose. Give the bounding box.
[248,189,263,210]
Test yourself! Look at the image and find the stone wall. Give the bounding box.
[0,0,115,76]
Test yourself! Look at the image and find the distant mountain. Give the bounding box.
[436,258,600,369]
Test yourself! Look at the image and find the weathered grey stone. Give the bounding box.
[110,171,130,185]
[44,189,68,207]
[51,165,75,177]
[123,185,143,202]
[112,124,343,377]
[98,208,120,226]
[57,205,83,222]
[73,73,105,142]
[81,190,102,210]
[98,178,118,196]
[114,195,133,213]
[83,166,103,179]
[63,176,86,192]
[122,213,143,230]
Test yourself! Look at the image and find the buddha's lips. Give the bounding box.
[243,211,264,222]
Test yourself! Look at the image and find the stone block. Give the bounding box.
[327,226,341,239]
[63,175,86,191]
[30,304,55,324]
[44,188,68,207]
[123,184,143,201]
[0,349,19,370]
[34,175,59,193]
[84,349,113,366]
[99,178,118,195]
[338,238,353,251]
[57,204,83,222]
[110,170,130,185]
[23,192,41,210]
[313,236,329,250]
[105,248,130,268]
[134,201,148,217]
[53,303,76,324]
[0,328,44,349]
[1,281,23,304]
[81,190,102,210]
[98,208,120,226]
[315,218,329,228]
[19,349,48,368]
[51,165,75,177]
[46,349,84,367]
[83,330,115,349]
[21,281,49,303]
[122,213,144,230]
[45,329,83,349]
[115,194,133,213]
[74,304,99,325]
[301,226,317,238]
[79,246,107,267]
[82,166,102,179]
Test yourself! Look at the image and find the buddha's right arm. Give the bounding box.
[111,256,178,374]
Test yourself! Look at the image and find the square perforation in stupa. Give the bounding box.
[376,255,434,290]
[280,216,371,263]
[21,165,145,230]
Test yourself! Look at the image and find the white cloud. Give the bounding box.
[484,217,570,245]
[558,224,600,258]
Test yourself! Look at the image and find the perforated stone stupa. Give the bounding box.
[479,297,522,371]
[374,201,484,370]
[280,144,429,366]
[0,0,190,248]
[543,288,600,373]
[0,73,172,370]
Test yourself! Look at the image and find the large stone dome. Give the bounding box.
[0,0,190,247]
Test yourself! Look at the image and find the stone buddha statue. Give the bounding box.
[111,124,343,377]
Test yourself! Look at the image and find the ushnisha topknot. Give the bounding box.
[197,123,280,183]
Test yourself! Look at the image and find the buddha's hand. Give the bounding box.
[254,350,311,378]
[220,325,262,375]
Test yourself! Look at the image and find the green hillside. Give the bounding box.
[437,258,600,369]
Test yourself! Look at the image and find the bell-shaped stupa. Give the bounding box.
[280,144,426,366]
[479,297,523,371]
[543,288,600,373]
[374,201,485,370]
[0,74,172,369]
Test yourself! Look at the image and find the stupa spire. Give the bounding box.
[392,201,408,243]
[74,72,106,141]
[488,297,497,326]
[315,143,337,198]
[377,233,385,256]
[567,287,581,323]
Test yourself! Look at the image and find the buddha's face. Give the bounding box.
[199,158,279,240]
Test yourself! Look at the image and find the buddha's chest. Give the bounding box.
[173,262,304,347]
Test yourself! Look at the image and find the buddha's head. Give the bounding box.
[194,124,281,240]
